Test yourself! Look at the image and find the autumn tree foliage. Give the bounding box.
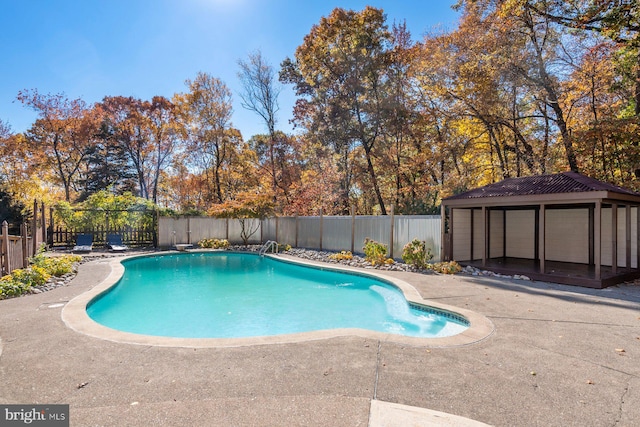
[208,191,274,245]
[248,131,303,209]
[526,0,640,178]
[174,72,249,208]
[17,90,100,202]
[528,0,640,114]
[0,120,27,231]
[238,51,284,206]
[4,3,640,216]
[281,6,395,214]
[99,95,184,204]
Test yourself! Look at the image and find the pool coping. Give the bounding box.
[61,251,494,348]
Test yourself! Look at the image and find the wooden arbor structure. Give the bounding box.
[441,172,640,288]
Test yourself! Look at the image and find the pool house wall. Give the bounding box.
[449,206,639,268]
[158,215,442,261]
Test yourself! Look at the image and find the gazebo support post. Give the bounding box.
[589,206,595,265]
[539,204,546,275]
[470,208,474,262]
[482,206,487,266]
[448,207,454,261]
[440,204,446,261]
[626,205,631,269]
[612,203,618,275]
[502,208,506,257]
[637,206,640,269]
[595,201,602,280]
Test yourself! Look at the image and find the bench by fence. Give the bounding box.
[48,207,157,248]
[49,225,156,248]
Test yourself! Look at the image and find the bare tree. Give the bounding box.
[237,51,282,202]
[0,118,11,139]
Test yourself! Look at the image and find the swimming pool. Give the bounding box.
[86,252,469,339]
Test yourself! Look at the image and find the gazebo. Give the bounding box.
[440,172,640,288]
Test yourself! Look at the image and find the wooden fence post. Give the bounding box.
[32,199,38,255]
[295,212,299,248]
[40,201,46,247]
[389,204,395,259]
[105,210,110,238]
[351,205,355,254]
[153,209,159,248]
[21,222,28,267]
[319,208,323,251]
[1,221,9,275]
[48,207,54,247]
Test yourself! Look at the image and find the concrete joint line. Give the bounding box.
[489,315,638,328]
[529,343,639,378]
[614,380,631,426]
[373,340,381,400]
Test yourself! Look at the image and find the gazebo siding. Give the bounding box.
[441,173,640,288]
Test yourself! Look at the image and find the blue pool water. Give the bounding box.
[87,252,468,339]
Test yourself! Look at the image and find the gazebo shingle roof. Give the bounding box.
[444,172,639,200]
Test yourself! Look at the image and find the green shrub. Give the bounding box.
[0,250,81,300]
[31,248,81,277]
[426,261,462,274]
[401,239,434,269]
[363,238,389,266]
[34,256,81,276]
[0,274,31,299]
[277,243,291,252]
[11,266,50,287]
[198,238,230,249]
[329,250,353,261]
[0,265,50,300]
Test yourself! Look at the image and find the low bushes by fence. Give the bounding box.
[159,214,442,261]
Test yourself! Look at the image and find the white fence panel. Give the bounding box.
[261,218,276,241]
[297,216,321,248]
[158,217,189,247]
[227,218,262,244]
[354,216,391,254]
[322,216,353,252]
[189,217,227,243]
[277,217,298,246]
[158,215,443,260]
[394,215,441,261]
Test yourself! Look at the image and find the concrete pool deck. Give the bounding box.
[60,253,494,349]
[1,253,639,426]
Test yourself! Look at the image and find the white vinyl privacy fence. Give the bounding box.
[159,214,442,261]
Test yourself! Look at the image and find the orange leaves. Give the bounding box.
[208,191,274,219]
[17,90,99,202]
[99,95,185,203]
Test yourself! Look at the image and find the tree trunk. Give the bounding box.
[362,142,386,215]
[634,49,640,177]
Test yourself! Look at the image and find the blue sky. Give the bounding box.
[1,0,459,139]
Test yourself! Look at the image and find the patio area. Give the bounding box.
[1,255,639,426]
[464,257,640,288]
